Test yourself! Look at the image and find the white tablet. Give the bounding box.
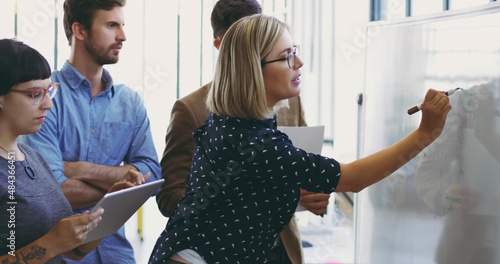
[83,179,164,243]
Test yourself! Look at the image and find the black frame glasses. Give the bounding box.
[262,45,300,69]
[10,83,59,105]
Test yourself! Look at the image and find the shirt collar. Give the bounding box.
[60,61,116,98]
[213,113,277,129]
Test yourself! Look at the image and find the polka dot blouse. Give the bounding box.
[149,113,341,264]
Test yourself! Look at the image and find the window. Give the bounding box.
[372,0,496,20]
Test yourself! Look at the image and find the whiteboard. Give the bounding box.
[357,3,500,264]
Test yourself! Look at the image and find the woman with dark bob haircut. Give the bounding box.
[0,38,148,263]
[149,15,451,264]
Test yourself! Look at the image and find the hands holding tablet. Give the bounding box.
[108,170,151,193]
[82,177,165,244]
[64,169,151,259]
[38,208,105,260]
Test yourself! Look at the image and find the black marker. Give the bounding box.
[407,87,461,115]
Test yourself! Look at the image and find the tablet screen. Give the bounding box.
[83,179,164,243]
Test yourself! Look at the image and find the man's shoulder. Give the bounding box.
[51,61,79,83]
[50,69,65,83]
[113,83,136,92]
[176,83,211,111]
[113,84,143,100]
[276,96,305,127]
[179,83,211,104]
[287,95,302,108]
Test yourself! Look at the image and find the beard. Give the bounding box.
[84,33,121,65]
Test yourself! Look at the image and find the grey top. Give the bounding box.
[0,143,72,263]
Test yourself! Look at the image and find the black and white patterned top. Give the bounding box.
[149,113,341,264]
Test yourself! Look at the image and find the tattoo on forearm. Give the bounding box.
[21,245,46,263]
[2,245,47,264]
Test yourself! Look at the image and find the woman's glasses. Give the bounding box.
[10,83,59,105]
[262,45,300,69]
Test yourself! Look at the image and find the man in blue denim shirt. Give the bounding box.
[22,0,160,263]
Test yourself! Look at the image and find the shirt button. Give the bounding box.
[98,246,101,250]
[91,130,95,135]
[83,81,88,86]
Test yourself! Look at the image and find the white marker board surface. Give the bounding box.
[357,3,500,264]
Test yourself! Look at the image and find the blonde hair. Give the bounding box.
[206,14,289,120]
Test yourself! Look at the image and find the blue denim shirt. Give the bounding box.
[22,61,160,263]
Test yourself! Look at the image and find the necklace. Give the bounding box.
[0,145,14,155]
[0,144,25,161]
[0,144,35,179]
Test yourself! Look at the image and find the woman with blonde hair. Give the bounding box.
[149,14,450,264]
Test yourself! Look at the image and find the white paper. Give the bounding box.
[277,126,325,154]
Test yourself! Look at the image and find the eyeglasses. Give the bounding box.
[262,45,300,69]
[10,83,59,105]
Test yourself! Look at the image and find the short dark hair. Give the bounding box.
[210,0,262,39]
[0,39,51,95]
[63,0,126,45]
